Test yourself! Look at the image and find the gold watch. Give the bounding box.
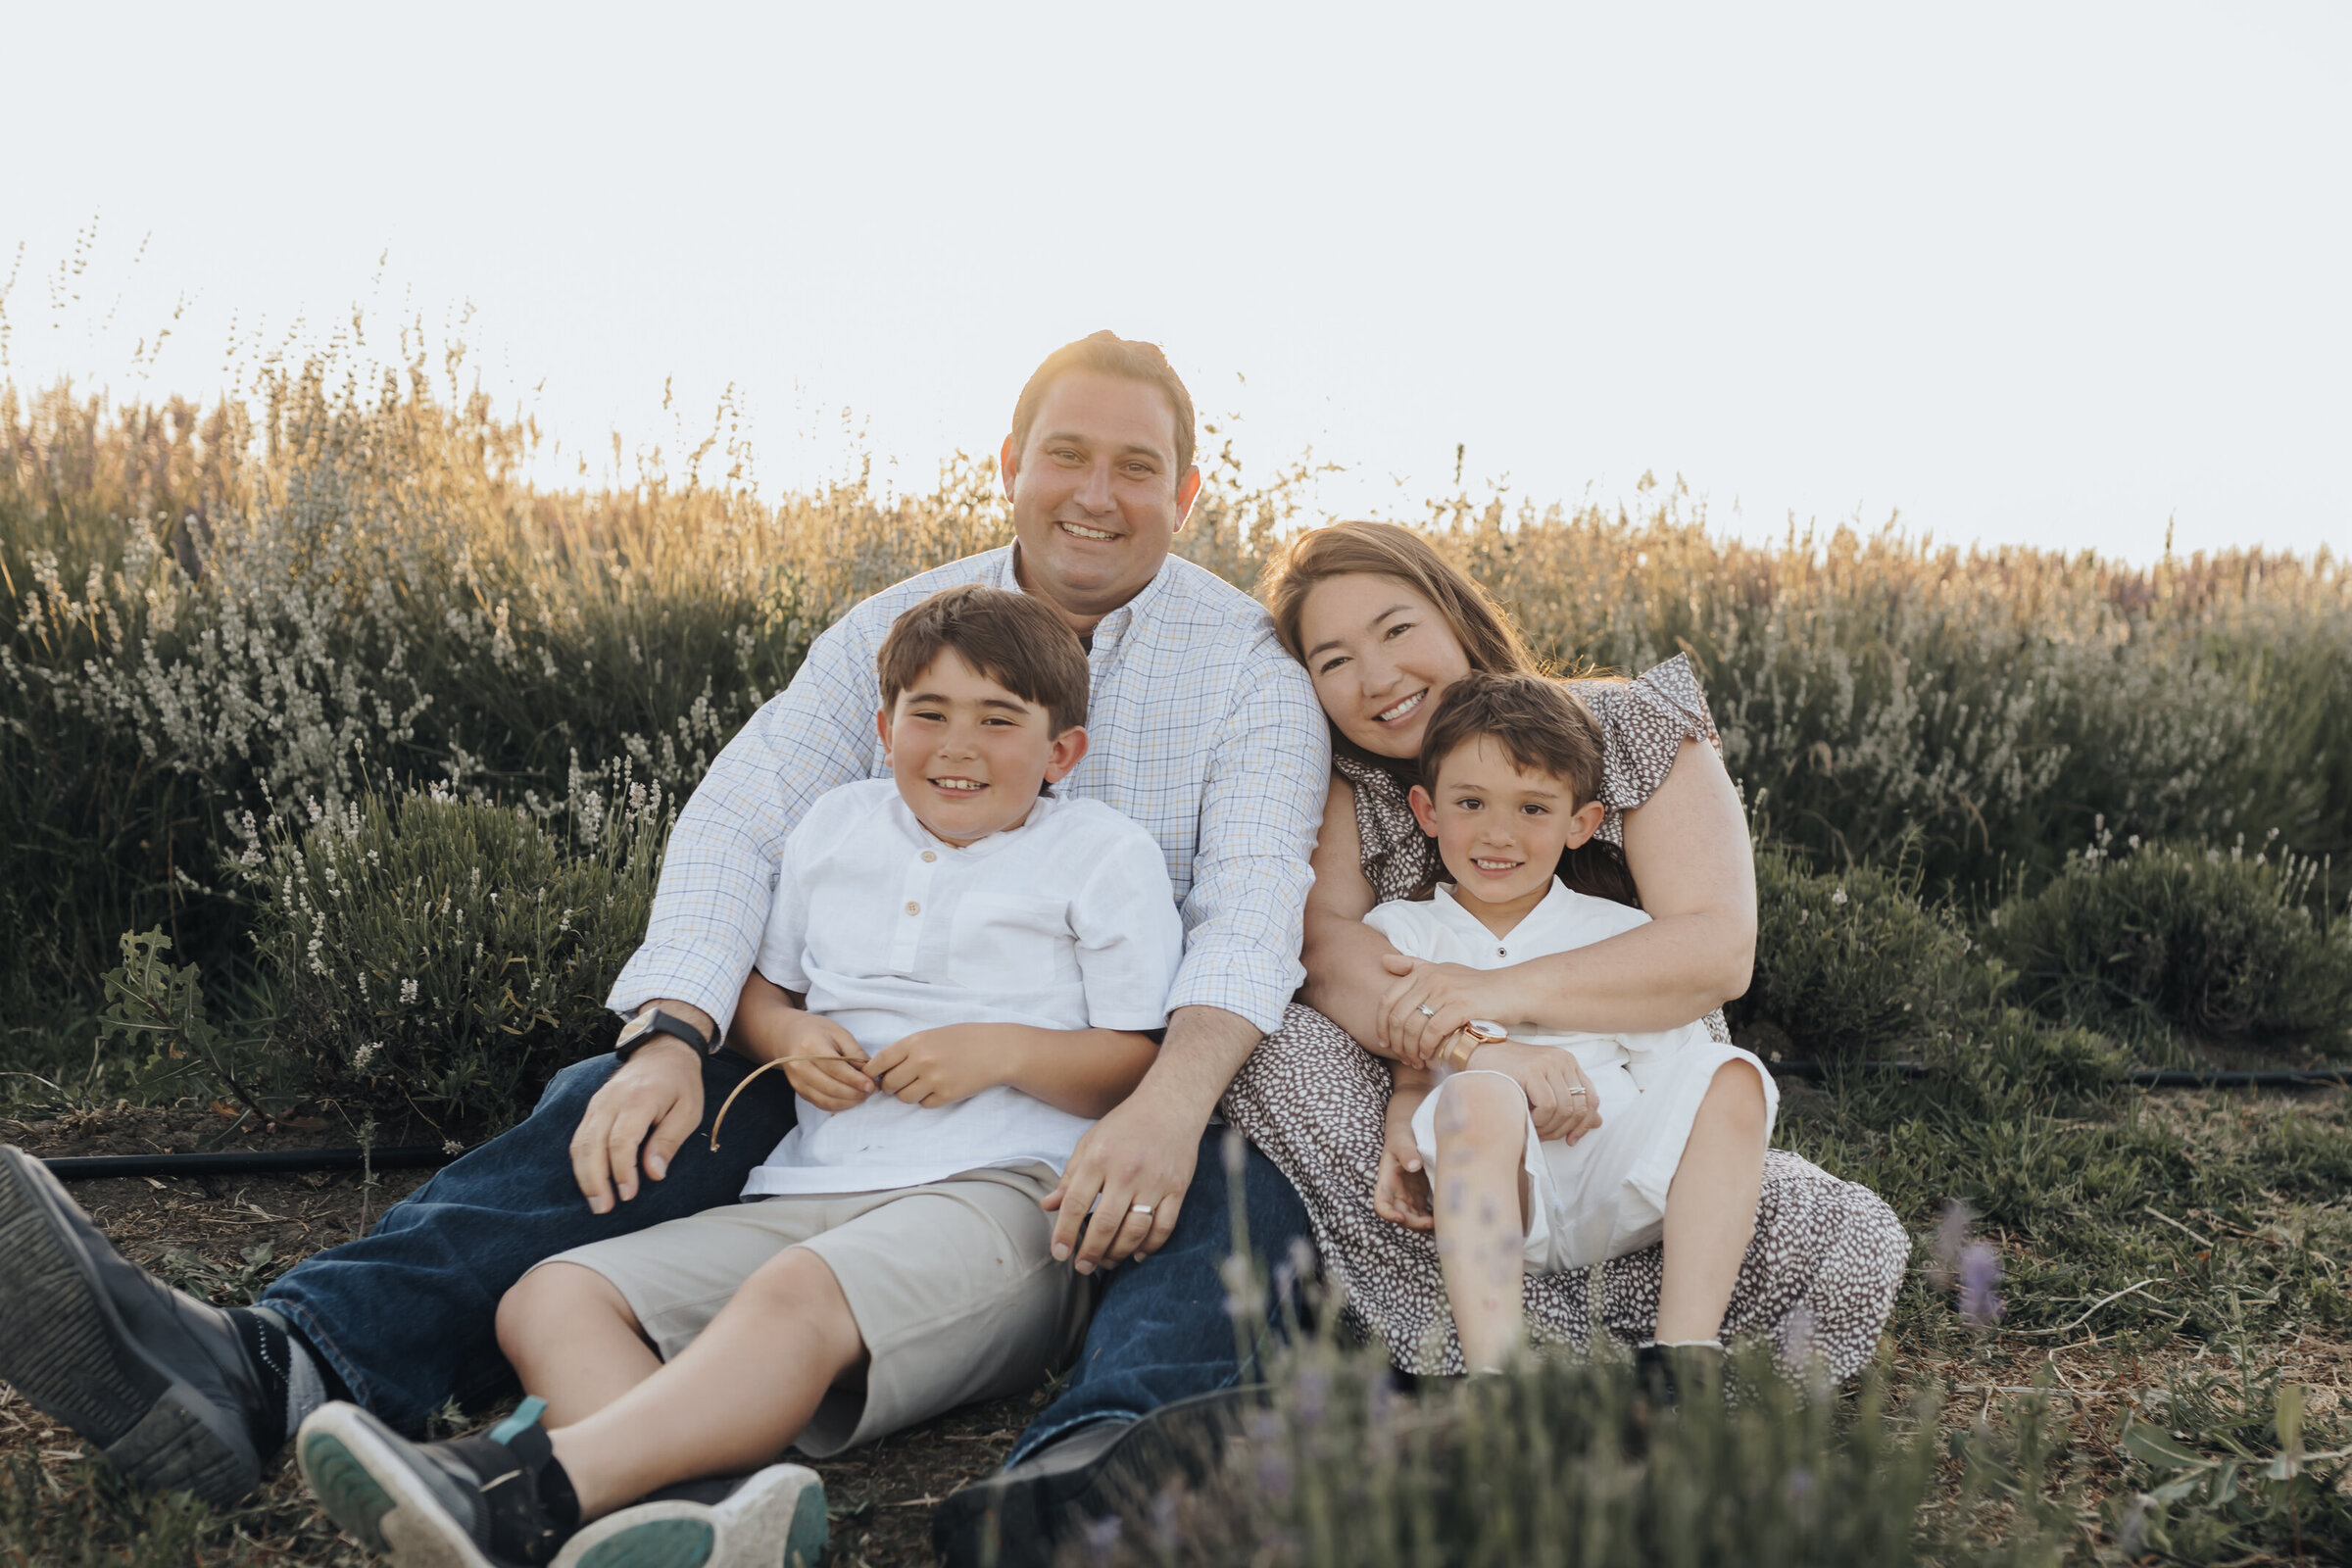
[1446,1019,1510,1071]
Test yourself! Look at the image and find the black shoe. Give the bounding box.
[0,1144,271,1506]
[933,1387,1263,1568]
[298,1397,574,1567]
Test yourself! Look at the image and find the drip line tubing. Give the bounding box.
[41,1146,456,1182]
[31,1064,2352,1181]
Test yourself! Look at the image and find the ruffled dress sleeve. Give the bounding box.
[1566,653,1721,850]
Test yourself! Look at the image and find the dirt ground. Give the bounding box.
[0,1105,1031,1567]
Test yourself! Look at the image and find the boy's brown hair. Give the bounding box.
[1418,670,1606,808]
[877,584,1092,735]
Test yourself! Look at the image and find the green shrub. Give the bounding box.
[1985,837,2352,1057]
[1083,1339,2069,1568]
[252,780,668,1137]
[1729,841,1974,1059]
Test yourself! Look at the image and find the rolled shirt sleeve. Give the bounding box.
[1161,646,1330,1034]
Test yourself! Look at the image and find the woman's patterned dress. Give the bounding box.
[1219,656,1910,1377]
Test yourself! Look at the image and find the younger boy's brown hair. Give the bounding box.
[877,584,1092,735]
[1417,670,1606,807]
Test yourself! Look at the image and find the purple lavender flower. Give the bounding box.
[1958,1241,2004,1326]
[1931,1200,1971,1291]
[1152,1484,1184,1553]
[1084,1513,1123,1562]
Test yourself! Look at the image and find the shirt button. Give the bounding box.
[1497,946,1507,956]
[921,851,937,862]
[906,901,921,915]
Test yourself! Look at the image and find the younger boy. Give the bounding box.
[1370,672,1776,1375]
[295,585,1184,1568]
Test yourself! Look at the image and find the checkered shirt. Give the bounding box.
[610,547,1332,1038]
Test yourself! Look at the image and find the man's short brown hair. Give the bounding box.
[877,584,1092,736]
[1008,331,1198,479]
[1418,671,1605,808]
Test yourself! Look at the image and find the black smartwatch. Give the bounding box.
[614,1005,717,1061]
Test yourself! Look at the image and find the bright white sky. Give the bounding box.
[6,1,2346,563]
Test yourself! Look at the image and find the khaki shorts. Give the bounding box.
[534,1164,1087,1456]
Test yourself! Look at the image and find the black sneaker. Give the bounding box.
[298,1397,576,1567]
[0,1144,270,1505]
[559,1465,827,1568]
[933,1387,1262,1568]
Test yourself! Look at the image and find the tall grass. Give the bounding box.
[4,361,2345,1025]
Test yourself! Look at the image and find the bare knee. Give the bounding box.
[1701,1059,1769,1149]
[726,1248,866,1375]
[498,1262,639,1362]
[1434,1073,1529,1161]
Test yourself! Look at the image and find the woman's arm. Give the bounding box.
[1378,738,1758,1061]
[1298,777,1413,1048]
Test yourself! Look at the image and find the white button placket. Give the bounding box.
[893,846,940,973]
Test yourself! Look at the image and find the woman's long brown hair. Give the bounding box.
[1259,520,1641,906]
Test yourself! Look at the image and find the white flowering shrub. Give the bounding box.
[252,778,669,1134]
[1986,833,2352,1056]
[1731,841,1978,1059]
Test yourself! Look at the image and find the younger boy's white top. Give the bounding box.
[744,777,1185,1196]
[1364,880,1708,1083]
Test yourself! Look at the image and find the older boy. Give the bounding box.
[297,586,1186,1568]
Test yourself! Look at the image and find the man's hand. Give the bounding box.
[777,1013,875,1112]
[1379,954,1512,1066]
[1042,1090,1202,1274]
[1466,1041,1602,1144]
[1373,1102,1434,1230]
[569,1036,704,1213]
[863,1023,1006,1108]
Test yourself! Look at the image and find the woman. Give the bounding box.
[1221,520,1906,1376]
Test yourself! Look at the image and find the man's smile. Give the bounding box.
[1055,520,1119,542]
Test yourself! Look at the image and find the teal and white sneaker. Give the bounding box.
[298,1397,578,1567]
[553,1466,828,1568]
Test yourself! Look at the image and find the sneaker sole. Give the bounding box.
[555,1463,827,1568]
[0,1146,260,1507]
[299,1403,496,1568]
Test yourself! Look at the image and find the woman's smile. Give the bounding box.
[1372,689,1429,726]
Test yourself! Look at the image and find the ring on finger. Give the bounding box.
[1417,1003,1437,1017]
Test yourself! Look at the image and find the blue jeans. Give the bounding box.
[1009,1130,1313,1463]
[265,1056,1314,1456]
[263,1050,799,1435]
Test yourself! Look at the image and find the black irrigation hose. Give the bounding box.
[1767,1060,2352,1088]
[41,1146,458,1182]
[32,1065,2352,1181]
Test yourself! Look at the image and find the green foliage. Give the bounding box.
[252,781,669,1136]
[1986,836,2352,1057]
[1088,1342,2069,1568]
[2108,1364,2352,1562]
[1732,841,1976,1058]
[95,928,271,1115]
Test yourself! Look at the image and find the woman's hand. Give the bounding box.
[1374,1102,1435,1230]
[778,1013,875,1111]
[1379,955,1514,1066]
[865,1024,1005,1108]
[1463,1042,1601,1144]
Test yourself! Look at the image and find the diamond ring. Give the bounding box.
[1417,1004,1437,1018]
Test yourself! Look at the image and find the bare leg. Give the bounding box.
[545,1248,867,1519]
[1654,1059,1769,1344]
[496,1263,664,1428]
[1431,1073,1535,1371]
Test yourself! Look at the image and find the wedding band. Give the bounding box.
[1568,1087,1588,1098]
[1417,1004,1437,1017]
[1131,1202,1153,1215]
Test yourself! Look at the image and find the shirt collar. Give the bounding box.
[999,542,1181,651]
[1434,876,1572,942]
[885,784,1057,859]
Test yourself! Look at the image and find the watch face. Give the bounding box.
[617,1012,654,1046]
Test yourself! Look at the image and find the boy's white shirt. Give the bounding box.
[746,777,1184,1197]
[1363,879,1709,1094]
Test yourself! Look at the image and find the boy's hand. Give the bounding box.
[864,1024,1005,1108]
[1467,1042,1602,1144]
[1373,1112,1434,1230]
[779,1014,875,1112]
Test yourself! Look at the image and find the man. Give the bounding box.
[0,331,1328,1565]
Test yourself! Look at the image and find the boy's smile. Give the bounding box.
[1408,735,1605,938]
[879,650,1088,847]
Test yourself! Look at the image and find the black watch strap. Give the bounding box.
[615,1006,717,1060]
